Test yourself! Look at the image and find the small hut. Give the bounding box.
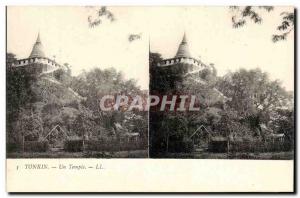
[267,133,285,143]
[189,125,211,149]
[42,125,68,150]
[208,136,228,153]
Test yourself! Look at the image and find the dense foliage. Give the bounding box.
[7,54,148,153]
[149,52,294,156]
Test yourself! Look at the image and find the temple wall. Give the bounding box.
[11,57,64,74]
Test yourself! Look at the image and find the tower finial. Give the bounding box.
[36,32,41,43]
[182,32,187,43]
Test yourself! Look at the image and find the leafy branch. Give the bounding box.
[230,6,273,28]
[272,12,294,42]
[87,6,115,28]
[230,6,294,42]
[128,33,142,42]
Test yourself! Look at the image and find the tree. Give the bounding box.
[217,68,293,122]
[270,109,294,139]
[69,67,146,142]
[6,54,38,146]
[159,114,188,152]
[149,52,169,92]
[6,53,17,69]
[230,6,294,42]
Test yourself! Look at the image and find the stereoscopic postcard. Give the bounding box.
[6,6,295,192]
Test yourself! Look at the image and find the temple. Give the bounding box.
[155,33,215,89]
[11,33,67,74]
[156,33,212,78]
[152,32,228,106]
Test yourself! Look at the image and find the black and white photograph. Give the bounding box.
[149,6,294,160]
[6,6,149,158]
[4,4,296,193]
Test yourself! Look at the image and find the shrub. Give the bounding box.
[64,140,83,152]
[24,141,49,152]
[7,142,22,153]
[120,142,146,151]
[229,139,292,153]
[86,140,119,152]
[86,139,147,152]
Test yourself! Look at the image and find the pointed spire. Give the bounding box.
[175,32,191,58]
[36,32,41,43]
[29,32,45,58]
[182,32,187,44]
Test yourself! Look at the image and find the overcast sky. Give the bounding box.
[7,6,294,91]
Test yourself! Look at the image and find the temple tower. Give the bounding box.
[156,33,211,89]
[175,33,191,58]
[29,33,45,58]
[11,33,66,74]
